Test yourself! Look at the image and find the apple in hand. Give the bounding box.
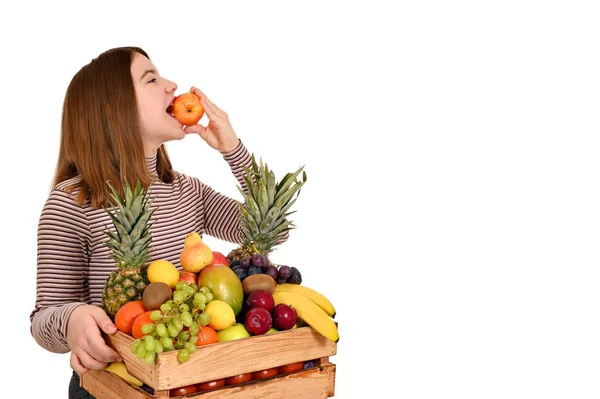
[172,92,204,126]
[212,251,229,267]
[179,271,197,285]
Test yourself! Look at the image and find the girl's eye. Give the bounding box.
[148,78,157,83]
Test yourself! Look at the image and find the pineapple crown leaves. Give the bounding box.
[103,179,158,268]
[236,154,307,249]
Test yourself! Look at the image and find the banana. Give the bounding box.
[105,361,143,387]
[273,291,339,343]
[276,283,336,318]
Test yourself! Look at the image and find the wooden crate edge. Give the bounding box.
[105,332,157,387]
[155,326,336,389]
[183,363,336,399]
[81,369,151,399]
[82,364,336,399]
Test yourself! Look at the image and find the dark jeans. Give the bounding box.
[69,371,96,399]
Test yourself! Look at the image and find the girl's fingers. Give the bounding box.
[70,352,89,375]
[87,336,122,364]
[198,97,218,123]
[204,96,227,116]
[184,124,207,136]
[76,348,108,371]
[203,95,225,114]
[201,97,228,122]
[190,86,226,119]
[200,97,217,118]
[190,86,207,99]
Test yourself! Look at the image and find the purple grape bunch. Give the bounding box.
[277,265,302,285]
[230,253,302,285]
[231,253,270,282]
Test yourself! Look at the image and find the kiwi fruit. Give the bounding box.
[143,282,172,310]
[242,274,276,296]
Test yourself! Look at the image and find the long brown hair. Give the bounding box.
[53,46,175,209]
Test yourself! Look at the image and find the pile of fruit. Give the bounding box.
[104,232,337,395]
[98,156,338,394]
[112,231,338,364]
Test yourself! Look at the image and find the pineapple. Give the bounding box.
[228,154,307,262]
[102,180,157,319]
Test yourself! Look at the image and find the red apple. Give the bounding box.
[212,251,229,267]
[178,271,197,285]
[172,92,204,126]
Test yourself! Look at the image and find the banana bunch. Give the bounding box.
[105,361,143,387]
[273,284,338,343]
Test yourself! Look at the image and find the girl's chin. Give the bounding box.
[168,119,186,137]
[154,129,186,146]
[167,129,187,142]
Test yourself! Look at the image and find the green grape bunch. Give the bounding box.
[130,281,215,364]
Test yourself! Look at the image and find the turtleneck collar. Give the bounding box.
[146,152,158,175]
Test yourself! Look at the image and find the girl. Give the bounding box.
[29,46,264,397]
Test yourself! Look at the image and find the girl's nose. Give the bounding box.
[165,79,178,93]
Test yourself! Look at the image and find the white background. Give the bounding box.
[1,0,599,398]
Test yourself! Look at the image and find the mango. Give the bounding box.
[198,264,244,315]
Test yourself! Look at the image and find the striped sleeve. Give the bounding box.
[222,139,252,192]
[196,140,253,243]
[30,189,90,353]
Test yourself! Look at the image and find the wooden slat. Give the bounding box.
[81,369,151,399]
[105,332,157,387]
[155,326,337,389]
[82,364,336,399]
[190,364,336,399]
[104,326,338,391]
[318,357,331,366]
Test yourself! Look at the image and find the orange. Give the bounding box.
[196,326,218,346]
[131,310,155,339]
[114,300,146,335]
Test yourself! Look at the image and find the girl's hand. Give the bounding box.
[184,87,240,154]
[67,305,122,374]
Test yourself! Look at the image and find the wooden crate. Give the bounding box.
[81,326,337,398]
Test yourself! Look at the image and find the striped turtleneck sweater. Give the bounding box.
[30,141,252,353]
